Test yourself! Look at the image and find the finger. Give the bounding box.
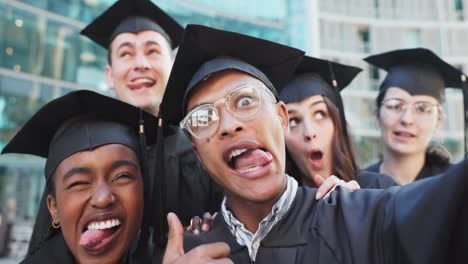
[202,212,212,232]
[344,180,361,191]
[210,259,234,264]
[186,242,231,260]
[312,174,325,188]
[163,213,185,264]
[191,216,201,235]
[316,175,339,200]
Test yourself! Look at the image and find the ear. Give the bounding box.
[276,101,290,137]
[47,194,59,224]
[374,108,382,128]
[105,64,115,90]
[435,109,446,131]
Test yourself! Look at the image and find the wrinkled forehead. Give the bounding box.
[185,70,269,112]
[110,29,172,51]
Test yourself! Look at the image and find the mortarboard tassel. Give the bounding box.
[461,74,467,158]
[154,117,167,247]
[137,110,150,250]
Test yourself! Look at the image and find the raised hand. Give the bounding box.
[163,212,233,264]
[313,175,360,200]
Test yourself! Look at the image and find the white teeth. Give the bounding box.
[237,166,263,173]
[87,219,121,230]
[133,78,153,84]
[228,148,248,162]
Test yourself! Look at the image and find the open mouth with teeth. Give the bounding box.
[127,77,156,90]
[308,149,324,170]
[394,131,415,138]
[79,218,122,254]
[226,147,273,175]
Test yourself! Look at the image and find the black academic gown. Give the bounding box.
[365,154,451,181]
[356,170,400,188]
[149,125,223,225]
[21,233,74,263]
[184,159,468,264]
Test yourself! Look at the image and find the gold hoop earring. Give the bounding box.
[52,219,60,229]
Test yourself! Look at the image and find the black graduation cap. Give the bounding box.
[1,90,157,256]
[364,47,468,157]
[80,0,183,49]
[159,24,305,125]
[364,47,465,102]
[279,56,362,171]
[279,56,362,104]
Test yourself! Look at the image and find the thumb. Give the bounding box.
[163,212,185,264]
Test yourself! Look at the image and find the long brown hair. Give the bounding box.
[286,96,357,185]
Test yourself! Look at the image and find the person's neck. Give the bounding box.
[225,184,287,234]
[380,148,425,185]
[149,104,159,117]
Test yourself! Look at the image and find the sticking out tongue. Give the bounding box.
[79,228,114,249]
[232,149,272,171]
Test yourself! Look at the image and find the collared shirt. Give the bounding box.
[221,174,298,261]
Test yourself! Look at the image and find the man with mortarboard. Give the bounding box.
[80,0,224,243]
[363,48,468,184]
[159,24,468,263]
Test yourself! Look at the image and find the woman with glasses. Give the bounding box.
[363,48,466,185]
[280,56,399,189]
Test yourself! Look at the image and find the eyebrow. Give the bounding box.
[61,160,138,183]
[62,167,91,183]
[110,160,139,171]
[116,42,134,53]
[287,100,325,114]
[145,40,162,48]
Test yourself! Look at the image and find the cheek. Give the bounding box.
[119,182,144,219]
[285,133,304,156]
[56,192,88,240]
[379,112,397,131]
[323,122,335,150]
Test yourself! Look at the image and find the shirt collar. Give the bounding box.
[221,174,298,260]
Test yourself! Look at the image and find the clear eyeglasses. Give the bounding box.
[180,84,275,139]
[382,98,440,116]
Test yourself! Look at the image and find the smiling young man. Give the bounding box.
[80,0,224,240]
[159,24,468,263]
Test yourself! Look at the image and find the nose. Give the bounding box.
[91,182,115,210]
[133,52,150,72]
[218,106,245,138]
[303,119,317,142]
[400,105,415,125]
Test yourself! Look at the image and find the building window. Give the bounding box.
[454,0,464,21]
[358,27,370,53]
[403,29,421,48]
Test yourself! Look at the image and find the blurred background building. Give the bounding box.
[0,0,466,260]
